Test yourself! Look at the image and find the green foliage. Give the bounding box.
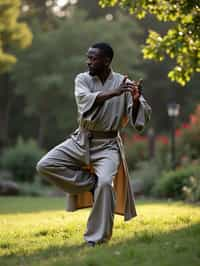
[182,175,200,202]
[152,165,200,200]
[0,137,45,182]
[177,105,200,161]
[131,159,160,195]
[155,141,171,171]
[0,0,32,73]
[18,181,52,196]
[178,130,200,160]
[124,139,148,171]
[100,0,200,85]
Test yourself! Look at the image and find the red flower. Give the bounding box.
[132,134,147,142]
[175,128,182,137]
[181,123,190,129]
[190,115,197,125]
[157,135,169,145]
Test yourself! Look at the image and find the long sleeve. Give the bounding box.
[74,74,101,117]
[126,93,152,132]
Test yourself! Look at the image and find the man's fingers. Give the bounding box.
[126,82,134,87]
[122,87,133,93]
[119,76,143,95]
[122,75,128,84]
[132,79,143,89]
[138,79,143,85]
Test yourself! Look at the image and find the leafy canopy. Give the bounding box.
[99,0,200,86]
[0,0,32,73]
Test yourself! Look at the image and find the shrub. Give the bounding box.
[178,128,200,160]
[176,105,200,162]
[131,159,161,195]
[124,135,149,170]
[1,138,45,182]
[154,139,171,171]
[124,133,171,172]
[182,174,200,202]
[152,164,200,200]
[18,181,51,196]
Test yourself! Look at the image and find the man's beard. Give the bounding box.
[88,66,103,76]
[88,67,97,76]
[89,70,96,76]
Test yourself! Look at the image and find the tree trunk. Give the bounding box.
[0,104,11,149]
[38,114,48,148]
[0,73,13,151]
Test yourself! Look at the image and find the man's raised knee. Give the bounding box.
[36,159,47,174]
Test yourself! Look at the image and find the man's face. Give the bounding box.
[86,47,109,76]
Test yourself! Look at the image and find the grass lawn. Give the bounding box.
[0,197,200,266]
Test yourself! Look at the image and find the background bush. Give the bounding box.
[18,180,53,196]
[131,159,160,195]
[182,174,200,202]
[152,164,200,200]
[154,140,171,171]
[176,105,200,163]
[124,136,149,171]
[0,138,45,183]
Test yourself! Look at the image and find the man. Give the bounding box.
[36,42,151,247]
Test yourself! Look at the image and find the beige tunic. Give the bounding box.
[66,70,152,221]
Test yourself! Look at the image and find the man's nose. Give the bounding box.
[86,59,91,66]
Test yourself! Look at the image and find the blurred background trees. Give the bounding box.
[0,0,32,149]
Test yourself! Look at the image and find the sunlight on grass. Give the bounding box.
[0,197,200,266]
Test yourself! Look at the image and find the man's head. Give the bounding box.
[86,42,114,76]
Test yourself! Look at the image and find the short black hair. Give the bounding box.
[91,42,114,61]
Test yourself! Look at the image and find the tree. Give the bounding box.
[21,0,78,29]
[0,0,32,149]
[12,11,144,148]
[0,0,32,73]
[100,0,200,86]
[77,0,116,18]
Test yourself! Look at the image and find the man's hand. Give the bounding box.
[130,79,143,123]
[131,79,142,102]
[115,76,136,96]
[115,76,143,100]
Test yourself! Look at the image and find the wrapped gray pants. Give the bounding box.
[36,136,120,243]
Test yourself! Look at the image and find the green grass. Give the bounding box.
[0,197,200,266]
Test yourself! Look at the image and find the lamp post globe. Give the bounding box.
[167,103,180,170]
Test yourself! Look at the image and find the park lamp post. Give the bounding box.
[167,103,180,170]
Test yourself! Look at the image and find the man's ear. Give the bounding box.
[104,57,111,66]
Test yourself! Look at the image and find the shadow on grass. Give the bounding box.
[0,197,171,215]
[1,222,200,266]
[2,196,199,215]
[0,196,66,214]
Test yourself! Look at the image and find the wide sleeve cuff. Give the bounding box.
[128,95,152,132]
[74,75,102,116]
[76,91,101,116]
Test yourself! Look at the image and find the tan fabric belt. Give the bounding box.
[79,127,118,164]
[87,130,118,139]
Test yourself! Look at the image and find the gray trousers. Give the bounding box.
[36,137,120,243]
